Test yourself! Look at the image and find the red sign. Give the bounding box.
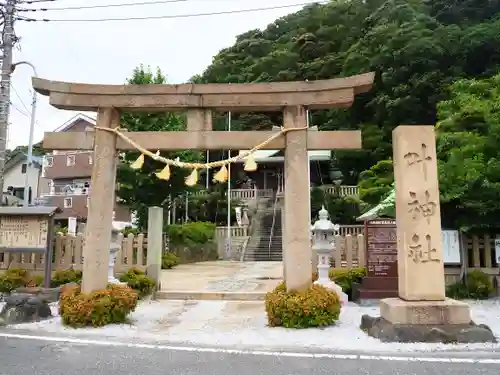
[365,219,397,278]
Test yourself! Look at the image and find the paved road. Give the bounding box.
[1,335,500,375]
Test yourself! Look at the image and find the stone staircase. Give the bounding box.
[244,197,283,261]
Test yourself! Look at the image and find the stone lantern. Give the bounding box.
[108,223,126,285]
[311,206,348,305]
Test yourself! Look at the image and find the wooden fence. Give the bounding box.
[0,231,498,285]
[0,233,150,274]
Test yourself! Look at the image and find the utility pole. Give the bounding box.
[0,0,17,205]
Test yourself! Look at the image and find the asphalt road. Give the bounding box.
[1,335,500,375]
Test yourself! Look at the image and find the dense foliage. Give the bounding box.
[193,0,500,230]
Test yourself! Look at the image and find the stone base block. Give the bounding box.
[0,293,52,326]
[360,297,496,343]
[380,297,471,325]
[360,315,496,343]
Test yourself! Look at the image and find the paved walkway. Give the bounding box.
[160,261,283,293]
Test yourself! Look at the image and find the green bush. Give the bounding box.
[265,281,341,328]
[51,269,82,287]
[121,226,139,236]
[166,222,216,246]
[446,270,494,300]
[26,274,45,287]
[162,252,180,269]
[328,267,366,294]
[119,268,155,298]
[0,268,29,293]
[310,268,366,301]
[59,284,138,328]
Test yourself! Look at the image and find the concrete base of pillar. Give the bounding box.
[380,297,471,325]
[360,298,497,343]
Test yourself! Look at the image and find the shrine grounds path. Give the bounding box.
[1,334,500,375]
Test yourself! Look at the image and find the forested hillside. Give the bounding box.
[193,0,500,230]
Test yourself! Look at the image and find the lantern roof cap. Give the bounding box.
[311,206,340,232]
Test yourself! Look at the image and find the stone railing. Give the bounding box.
[323,185,359,197]
[191,188,274,201]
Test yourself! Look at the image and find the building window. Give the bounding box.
[66,155,76,166]
[88,155,93,165]
[63,197,72,208]
[21,163,27,174]
[45,157,53,167]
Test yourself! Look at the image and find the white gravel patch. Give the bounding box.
[3,298,500,353]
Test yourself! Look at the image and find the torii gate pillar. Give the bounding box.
[283,106,311,290]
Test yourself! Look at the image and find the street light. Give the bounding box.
[11,61,38,207]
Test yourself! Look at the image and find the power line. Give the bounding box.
[18,0,187,12]
[10,83,31,115]
[16,1,326,22]
[10,101,30,118]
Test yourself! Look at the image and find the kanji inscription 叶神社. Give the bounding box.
[34,73,375,293]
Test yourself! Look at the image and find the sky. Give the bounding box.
[7,0,319,149]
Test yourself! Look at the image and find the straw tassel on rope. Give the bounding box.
[213,165,228,183]
[185,169,199,186]
[244,154,258,172]
[130,153,144,169]
[156,164,171,180]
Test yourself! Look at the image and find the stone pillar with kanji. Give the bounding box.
[360,125,495,344]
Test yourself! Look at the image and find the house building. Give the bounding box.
[2,153,47,205]
[41,113,131,223]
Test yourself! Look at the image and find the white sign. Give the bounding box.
[494,239,500,264]
[442,230,461,264]
[235,207,242,227]
[67,217,77,236]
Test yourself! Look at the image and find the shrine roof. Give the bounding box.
[0,206,61,216]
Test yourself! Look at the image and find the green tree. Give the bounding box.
[192,0,500,225]
[436,73,500,231]
[195,0,500,187]
[116,66,203,228]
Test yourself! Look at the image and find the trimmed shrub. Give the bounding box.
[25,274,44,287]
[446,269,494,300]
[311,267,366,299]
[59,284,138,328]
[119,268,155,298]
[166,222,219,264]
[328,267,366,295]
[51,269,82,287]
[162,252,180,269]
[166,222,216,245]
[0,268,30,293]
[265,281,341,328]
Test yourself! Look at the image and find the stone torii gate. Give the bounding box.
[33,73,374,294]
